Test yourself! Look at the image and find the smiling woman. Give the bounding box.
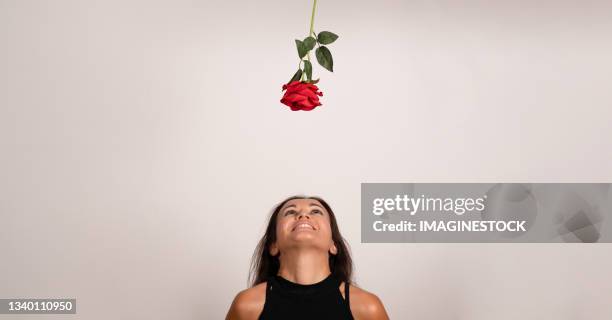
[225,196,389,320]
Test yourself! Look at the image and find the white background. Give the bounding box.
[1,0,611,319]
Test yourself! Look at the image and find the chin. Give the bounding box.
[290,233,318,241]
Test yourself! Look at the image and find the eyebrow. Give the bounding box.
[281,203,324,211]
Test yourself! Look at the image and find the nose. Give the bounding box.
[297,211,310,220]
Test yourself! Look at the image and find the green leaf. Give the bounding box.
[295,39,307,59]
[288,69,303,84]
[317,31,339,45]
[303,60,312,81]
[308,78,320,84]
[303,36,316,51]
[315,46,333,72]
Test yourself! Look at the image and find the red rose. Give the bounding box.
[280,81,323,111]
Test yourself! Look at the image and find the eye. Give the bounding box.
[284,210,297,216]
[312,209,322,215]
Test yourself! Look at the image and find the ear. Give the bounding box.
[269,243,279,256]
[329,242,338,255]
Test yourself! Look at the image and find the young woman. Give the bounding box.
[226,196,389,320]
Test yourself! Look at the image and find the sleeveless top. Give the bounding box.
[258,273,354,320]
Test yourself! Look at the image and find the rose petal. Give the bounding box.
[284,93,307,102]
[287,81,302,88]
[299,99,315,108]
[285,86,304,94]
[282,81,303,91]
[296,89,318,100]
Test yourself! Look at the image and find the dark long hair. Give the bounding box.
[248,195,353,287]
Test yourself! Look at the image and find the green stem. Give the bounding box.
[299,59,304,81]
[298,60,302,81]
[309,0,317,37]
[303,0,317,81]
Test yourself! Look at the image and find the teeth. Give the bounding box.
[295,223,314,230]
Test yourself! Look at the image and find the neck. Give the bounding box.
[277,248,331,285]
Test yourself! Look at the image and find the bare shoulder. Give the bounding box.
[340,282,389,320]
[225,282,266,320]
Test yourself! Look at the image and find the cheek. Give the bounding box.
[276,217,291,235]
[318,218,334,238]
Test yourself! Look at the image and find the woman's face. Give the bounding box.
[272,198,337,255]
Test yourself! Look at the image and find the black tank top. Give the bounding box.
[258,273,354,320]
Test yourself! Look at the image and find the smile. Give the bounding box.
[292,222,316,231]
